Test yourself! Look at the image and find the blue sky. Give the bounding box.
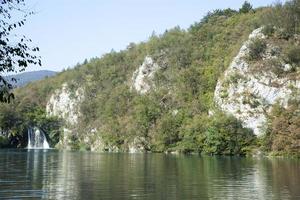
[19,0,278,72]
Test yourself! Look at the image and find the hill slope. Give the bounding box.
[0,0,299,155]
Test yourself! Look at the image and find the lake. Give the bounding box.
[0,149,299,200]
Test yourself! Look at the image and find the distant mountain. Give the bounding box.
[5,70,57,87]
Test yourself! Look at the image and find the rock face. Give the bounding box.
[46,83,84,126]
[46,82,149,152]
[46,83,84,149]
[127,137,149,153]
[214,28,300,135]
[56,128,73,150]
[131,56,160,94]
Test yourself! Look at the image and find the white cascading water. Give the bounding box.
[27,127,50,149]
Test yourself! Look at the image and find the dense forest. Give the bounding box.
[0,0,299,156]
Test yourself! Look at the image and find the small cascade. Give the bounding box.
[27,127,50,149]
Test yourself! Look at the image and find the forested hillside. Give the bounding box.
[0,1,299,156]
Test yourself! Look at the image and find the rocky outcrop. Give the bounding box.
[131,56,160,94]
[127,137,149,153]
[46,83,84,126]
[55,128,73,150]
[46,83,84,149]
[214,28,300,135]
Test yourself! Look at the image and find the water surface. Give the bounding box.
[0,149,299,199]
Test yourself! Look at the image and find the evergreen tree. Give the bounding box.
[239,1,253,13]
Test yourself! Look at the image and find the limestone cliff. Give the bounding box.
[46,83,84,126]
[131,56,160,94]
[214,28,300,135]
[46,83,84,148]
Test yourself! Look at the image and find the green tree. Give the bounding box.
[0,0,41,102]
[239,1,253,13]
[264,100,300,156]
[203,112,256,155]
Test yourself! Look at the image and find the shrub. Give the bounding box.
[284,46,300,65]
[260,59,285,77]
[262,25,275,36]
[220,91,229,98]
[247,38,267,60]
[262,0,300,38]
[229,72,244,84]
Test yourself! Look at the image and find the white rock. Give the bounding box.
[128,137,148,153]
[172,110,179,116]
[283,64,292,72]
[131,56,160,94]
[214,28,300,136]
[90,137,106,152]
[46,83,84,126]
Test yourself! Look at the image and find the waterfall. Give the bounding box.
[27,127,50,149]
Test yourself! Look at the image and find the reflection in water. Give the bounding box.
[0,150,299,200]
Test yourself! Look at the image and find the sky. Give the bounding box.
[16,0,278,73]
